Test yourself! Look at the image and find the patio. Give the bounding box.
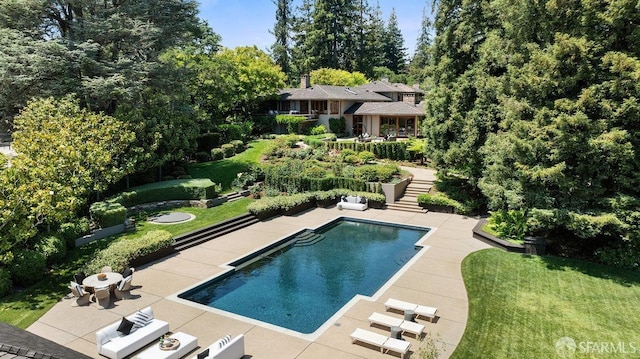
[27,203,489,358]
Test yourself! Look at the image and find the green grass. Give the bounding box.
[453,249,640,359]
[188,139,270,192]
[0,198,253,328]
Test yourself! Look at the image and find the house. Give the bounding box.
[273,75,425,138]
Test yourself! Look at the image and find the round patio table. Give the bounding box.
[83,272,123,288]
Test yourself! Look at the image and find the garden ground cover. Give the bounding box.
[453,249,640,358]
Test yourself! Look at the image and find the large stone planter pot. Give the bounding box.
[368,200,385,209]
[129,246,176,267]
[254,209,283,221]
[524,236,547,255]
[284,201,315,216]
[316,197,338,208]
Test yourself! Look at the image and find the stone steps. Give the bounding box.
[173,213,259,251]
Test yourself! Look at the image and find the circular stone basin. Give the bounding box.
[148,212,194,224]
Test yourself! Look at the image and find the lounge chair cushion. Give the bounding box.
[116,318,134,336]
[70,281,85,296]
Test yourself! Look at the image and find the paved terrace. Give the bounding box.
[27,170,491,359]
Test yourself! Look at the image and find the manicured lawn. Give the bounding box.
[453,249,640,358]
[0,198,253,329]
[188,139,270,192]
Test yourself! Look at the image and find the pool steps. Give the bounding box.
[292,230,325,247]
[172,213,259,251]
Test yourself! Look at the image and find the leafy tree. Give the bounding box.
[1,96,136,251]
[409,4,433,84]
[310,68,368,86]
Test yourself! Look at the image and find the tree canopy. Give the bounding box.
[424,0,640,265]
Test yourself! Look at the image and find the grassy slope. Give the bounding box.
[0,198,253,328]
[453,249,640,358]
[188,139,270,192]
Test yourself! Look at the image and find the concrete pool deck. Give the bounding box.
[27,166,491,358]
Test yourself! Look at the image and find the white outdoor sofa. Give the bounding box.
[96,306,169,359]
[191,334,245,359]
[337,195,368,211]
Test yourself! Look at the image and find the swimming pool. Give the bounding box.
[178,217,431,334]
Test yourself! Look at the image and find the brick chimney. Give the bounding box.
[300,74,310,89]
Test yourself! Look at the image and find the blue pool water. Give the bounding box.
[178,218,430,334]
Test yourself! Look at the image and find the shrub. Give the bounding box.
[89,201,126,228]
[310,124,327,135]
[358,151,375,163]
[35,235,67,264]
[343,154,359,164]
[487,210,528,242]
[276,114,306,134]
[211,148,224,160]
[232,171,257,190]
[417,193,467,214]
[83,230,174,275]
[340,149,357,158]
[10,250,46,287]
[249,183,262,199]
[353,164,398,182]
[221,143,235,158]
[247,193,315,216]
[328,117,346,136]
[195,151,210,162]
[0,267,11,297]
[197,132,221,152]
[230,139,244,153]
[58,218,90,248]
[107,179,221,207]
[217,123,244,143]
[275,134,300,148]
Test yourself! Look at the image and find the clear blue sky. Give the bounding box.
[198,0,430,56]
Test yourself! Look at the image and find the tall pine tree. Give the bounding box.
[382,9,407,74]
[409,4,432,83]
[270,0,293,81]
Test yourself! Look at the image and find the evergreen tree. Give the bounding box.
[357,0,386,78]
[290,0,314,81]
[408,4,432,83]
[270,0,293,81]
[382,9,407,74]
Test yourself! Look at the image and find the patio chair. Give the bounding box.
[368,312,425,337]
[350,328,411,358]
[94,286,111,309]
[114,275,133,300]
[384,298,438,322]
[122,266,135,278]
[68,281,90,307]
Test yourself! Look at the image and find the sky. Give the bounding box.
[198,0,430,56]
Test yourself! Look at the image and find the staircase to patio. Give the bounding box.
[385,178,433,213]
[172,213,259,251]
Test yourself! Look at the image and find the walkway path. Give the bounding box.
[27,167,490,359]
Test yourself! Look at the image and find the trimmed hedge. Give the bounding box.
[230,140,244,153]
[89,202,127,228]
[211,148,224,160]
[417,193,466,213]
[107,179,220,207]
[248,190,385,217]
[326,141,410,160]
[10,250,46,287]
[83,230,174,275]
[221,143,235,158]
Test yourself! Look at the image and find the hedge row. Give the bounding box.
[108,179,220,207]
[417,193,466,214]
[83,230,174,275]
[325,141,410,160]
[247,189,385,217]
[264,175,367,193]
[89,201,127,228]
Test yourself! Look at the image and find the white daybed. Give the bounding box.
[337,195,368,211]
[191,334,245,359]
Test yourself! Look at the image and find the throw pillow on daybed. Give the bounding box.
[117,317,135,336]
[131,309,153,331]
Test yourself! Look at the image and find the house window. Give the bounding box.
[329,101,339,114]
[381,117,396,136]
[311,101,327,114]
[277,101,290,112]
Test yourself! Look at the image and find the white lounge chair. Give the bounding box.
[368,312,425,337]
[350,328,411,358]
[384,298,438,322]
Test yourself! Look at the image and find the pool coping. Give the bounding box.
[166,216,437,341]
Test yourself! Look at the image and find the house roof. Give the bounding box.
[0,322,91,359]
[344,102,426,116]
[353,81,424,94]
[279,85,392,102]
